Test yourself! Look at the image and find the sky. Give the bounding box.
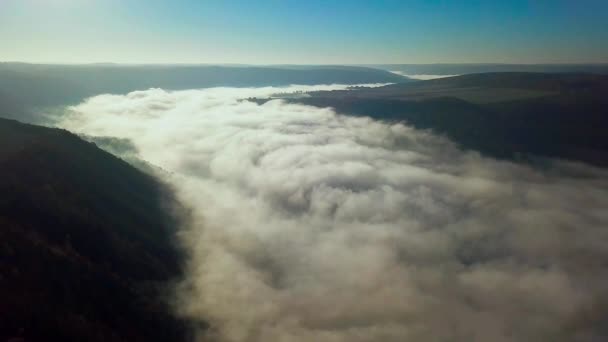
[1,0,607,64]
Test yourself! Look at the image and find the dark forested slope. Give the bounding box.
[295,73,608,166]
[0,118,191,341]
[369,63,608,75]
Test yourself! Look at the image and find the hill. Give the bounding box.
[367,63,608,75]
[0,63,407,123]
[0,118,193,341]
[294,73,608,166]
[305,72,608,103]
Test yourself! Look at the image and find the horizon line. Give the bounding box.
[2,61,608,67]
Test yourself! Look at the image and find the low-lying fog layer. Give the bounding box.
[59,85,608,342]
[389,71,460,80]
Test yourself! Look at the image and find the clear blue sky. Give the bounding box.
[1,0,607,64]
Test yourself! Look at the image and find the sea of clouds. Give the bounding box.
[389,71,460,80]
[59,85,608,342]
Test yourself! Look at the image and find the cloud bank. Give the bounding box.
[390,71,460,80]
[60,85,608,342]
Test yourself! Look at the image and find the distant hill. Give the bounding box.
[306,72,608,103]
[0,63,407,122]
[0,118,193,341]
[294,73,608,166]
[367,63,608,75]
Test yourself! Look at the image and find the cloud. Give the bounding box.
[390,71,460,80]
[59,85,608,342]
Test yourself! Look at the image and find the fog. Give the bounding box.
[59,85,608,342]
[389,71,460,80]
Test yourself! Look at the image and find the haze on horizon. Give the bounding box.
[1,0,607,65]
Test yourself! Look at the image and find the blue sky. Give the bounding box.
[0,0,607,64]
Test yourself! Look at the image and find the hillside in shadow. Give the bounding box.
[293,73,608,166]
[0,118,195,341]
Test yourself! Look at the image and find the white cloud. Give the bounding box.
[60,85,608,342]
[390,71,460,80]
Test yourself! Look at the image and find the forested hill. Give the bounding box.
[295,73,608,166]
[0,63,403,115]
[0,118,193,341]
[369,63,608,75]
